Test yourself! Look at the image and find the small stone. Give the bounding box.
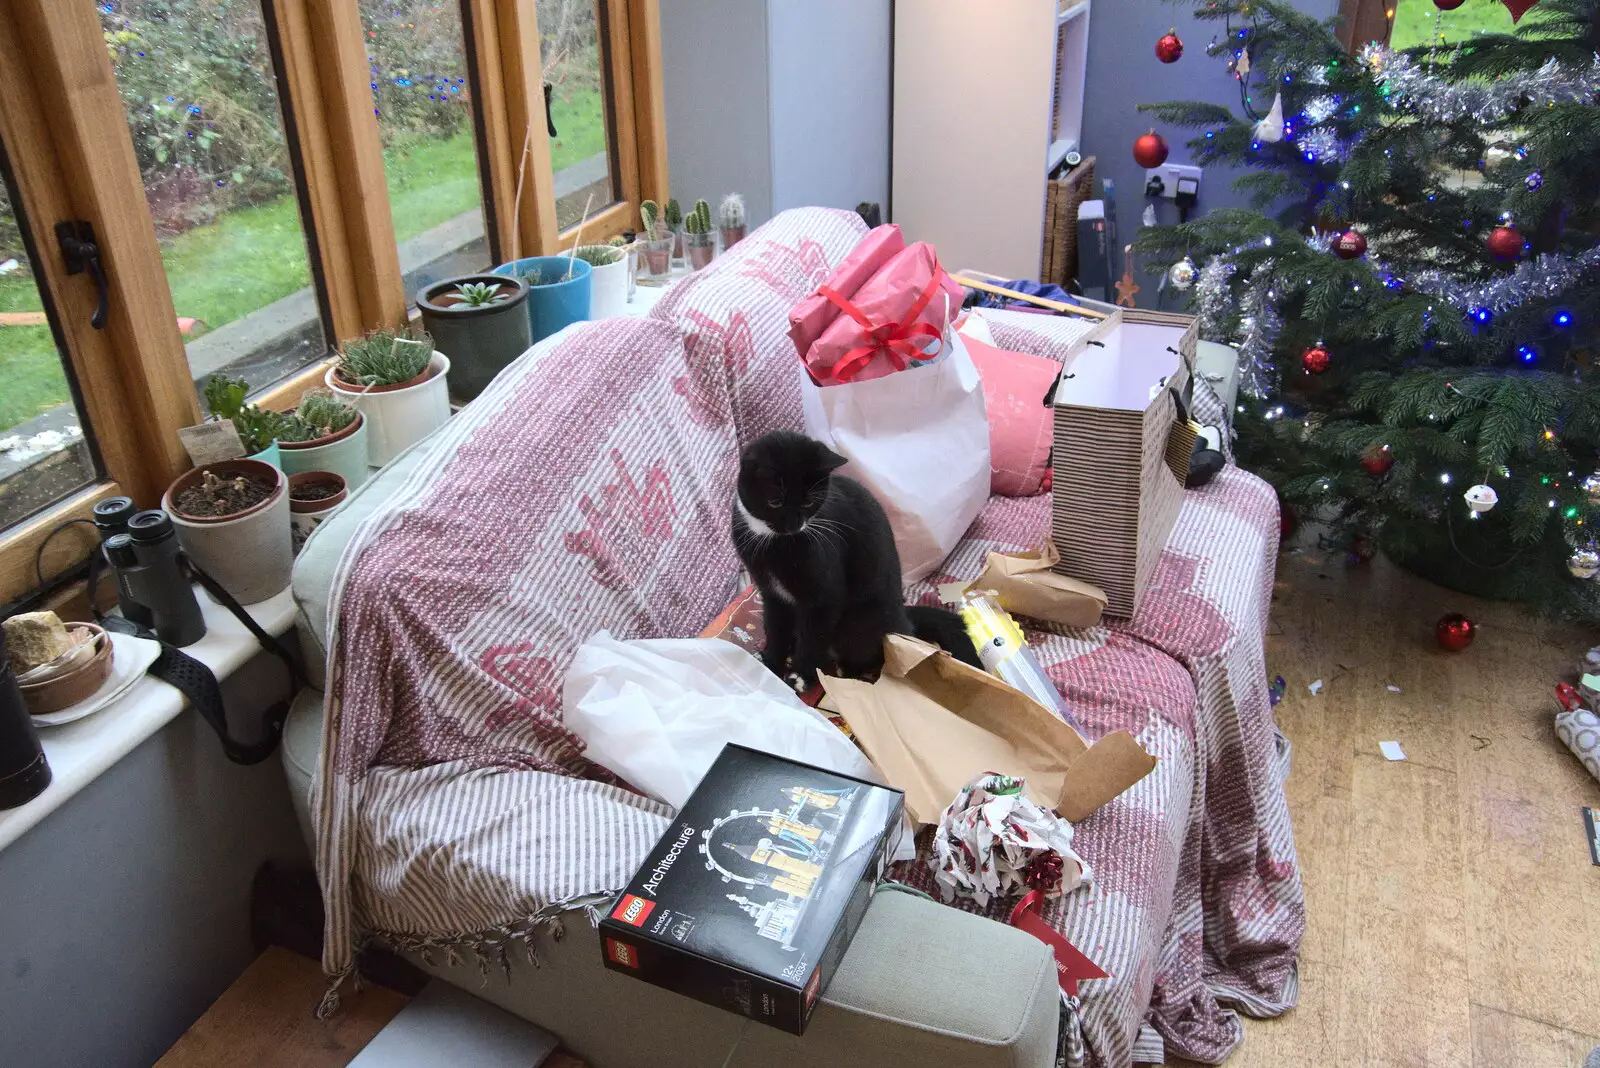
[3,611,73,675]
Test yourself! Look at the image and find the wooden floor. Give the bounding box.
[1183,540,1600,1068]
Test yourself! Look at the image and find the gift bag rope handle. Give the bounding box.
[816,265,947,384]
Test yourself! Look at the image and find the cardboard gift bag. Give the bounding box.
[1049,307,1200,617]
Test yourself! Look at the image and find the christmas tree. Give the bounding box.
[1135,0,1600,619]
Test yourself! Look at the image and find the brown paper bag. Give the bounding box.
[820,635,1156,825]
[940,544,1107,628]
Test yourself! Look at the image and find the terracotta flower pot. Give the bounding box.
[278,410,369,491]
[686,230,716,270]
[288,471,348,514]
[720,225,746,250]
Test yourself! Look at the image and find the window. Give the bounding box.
[361,0,492,298]
[541,0,622,230]
[0,0,665,606]
[101,0,330,399]
[0,163,97,532]
[1390,1,1515,50]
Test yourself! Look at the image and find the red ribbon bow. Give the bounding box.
[816,267,946,384]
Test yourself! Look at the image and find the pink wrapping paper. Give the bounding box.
[788,223,906,358]
[804,242,965,384]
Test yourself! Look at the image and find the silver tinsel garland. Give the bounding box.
[1360,43,1600,123]
[1235,262,1282,399]
[1196,255,1236,335]
[1380,246,1600,315]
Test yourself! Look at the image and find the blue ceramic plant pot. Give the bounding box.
[492,256,592,345]
[247,439,281,469]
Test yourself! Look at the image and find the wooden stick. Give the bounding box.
[950,274,1109,319]
[510,119,534,264]
[565,193,595,280]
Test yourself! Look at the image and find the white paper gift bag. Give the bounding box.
[800,314,990,583]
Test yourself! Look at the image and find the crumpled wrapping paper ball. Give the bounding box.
[929,773,1090,907]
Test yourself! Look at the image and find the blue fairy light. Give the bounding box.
[1518,344,1537,362]
[1555,311,1574,327]
[1526,171,1544,191]
[1472,308,1492,325]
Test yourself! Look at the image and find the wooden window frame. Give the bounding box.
[1338,0,1396,51]
[0,0,667,607]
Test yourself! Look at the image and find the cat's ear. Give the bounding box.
[817,446,849,472]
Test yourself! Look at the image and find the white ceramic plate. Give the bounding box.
[31,631,162,727]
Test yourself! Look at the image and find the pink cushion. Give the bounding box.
[963,335,1059,497]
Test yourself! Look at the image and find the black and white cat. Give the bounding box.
[731,429,980,686]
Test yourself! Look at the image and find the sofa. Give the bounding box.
[283,207,1303,1067]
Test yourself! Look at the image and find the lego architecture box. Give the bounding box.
[598,744,904,1034]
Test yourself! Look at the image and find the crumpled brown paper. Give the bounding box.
[939,543,1106,628]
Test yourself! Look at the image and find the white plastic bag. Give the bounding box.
[563,632,879,808]
[800,307,990,583]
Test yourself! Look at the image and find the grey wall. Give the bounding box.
[767,0,891,216]
[660,1,774,226]
[0,651,308,1068]
[659,0,890,229]
[1080,0,1339,288]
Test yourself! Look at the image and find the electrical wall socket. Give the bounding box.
[1144,163,1203,199]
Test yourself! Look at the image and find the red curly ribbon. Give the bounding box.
[816,267,946,383]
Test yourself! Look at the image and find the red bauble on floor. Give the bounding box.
[1133,130,1170,168]
[1155,30,1184,63]
[1436,613,1476,651]
[1487,225,1524,260]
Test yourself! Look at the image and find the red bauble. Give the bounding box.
[1487,225,1524,260]
[1433,0,1466,9]
[1155,30,1184,63]
[1133,130,1170,169]
[1280,503,1298,540]
[1502,0,1539,22]
[1361,445,1394,476]
[1435,612,1476,651]
[1302,345,1331,374]
[1333,229,1368,259]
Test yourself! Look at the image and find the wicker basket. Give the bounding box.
[1039,157,1096,290]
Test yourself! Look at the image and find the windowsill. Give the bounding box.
[0,586,298,854]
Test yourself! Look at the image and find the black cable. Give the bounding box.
[33,516,96,589]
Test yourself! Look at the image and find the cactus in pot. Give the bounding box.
[718,193,747,249]
[684,198,716,270]
[664,197,684,258]
[639,199,672,276]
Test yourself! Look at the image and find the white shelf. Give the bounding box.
[0,586,297,853]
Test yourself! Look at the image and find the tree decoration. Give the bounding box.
[1254,91,1286,144]
[1361,445,1394,476]
[1301,344,1331,374]
[1583,473,1600,506]
[1487,225,1524,260]
[1435,613,1476,651]
[1526,170,1544,191]
[1463,484,1498,513]
[1133,130,1170,168]
[1347,534,1375,564]
[1433,0,1466,9]
[1502,0,1540,22]
[1332,229,1368,260]
[1169,256,1198,290]
[1156,29,1184,63]
[1570,548,1600,579]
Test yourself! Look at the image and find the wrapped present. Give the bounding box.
[789,224,906,358]
[929,772,1090,908]
[800,241,965,385]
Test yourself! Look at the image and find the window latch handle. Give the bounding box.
[55,220,108,330]
[543,81,558,137]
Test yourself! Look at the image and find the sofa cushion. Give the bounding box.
[650,207,868,447]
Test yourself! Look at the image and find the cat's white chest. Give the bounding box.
[767,578,795,604]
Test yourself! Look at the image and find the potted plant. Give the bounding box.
[415,273,532,401]
[325,327,452,468]
[287,470,348,541]
[719,193,746,249]
[639,200,673,278]
[491,251,592,347]
[204,374,283,468]
[664,197,684,260]
[684,199,716,271]
[162,457,293,604]
[277,389,369,490]
[572,243,628,318]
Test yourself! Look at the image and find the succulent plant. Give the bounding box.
[335,327,434,388]
[608,234,627,247]
[448,280,511,307]
[278,389,359,443]
[640,199,663,238]
[572,244,624,267]
[718,193,746,230]
[685,199,712,235]
[203,373,284,455]
[664,198,683,229]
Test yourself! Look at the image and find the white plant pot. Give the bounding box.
[165,469,294,606]
[589,255,629,319]
[325,350,452,468]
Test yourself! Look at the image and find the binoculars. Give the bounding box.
[93,498,206,648]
